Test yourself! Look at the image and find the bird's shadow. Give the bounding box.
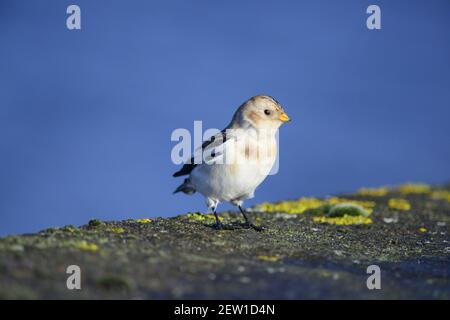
[203,221,265,231]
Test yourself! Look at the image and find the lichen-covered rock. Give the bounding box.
[0,184,449,299]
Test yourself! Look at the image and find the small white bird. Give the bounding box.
[173,95,290,230]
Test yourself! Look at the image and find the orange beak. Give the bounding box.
[279,112,291,122]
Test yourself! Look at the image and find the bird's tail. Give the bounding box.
[173,178,196,195]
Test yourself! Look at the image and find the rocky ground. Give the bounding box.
[0,184,449,299]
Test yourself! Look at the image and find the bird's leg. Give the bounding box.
[207,199,223,230]
[213,209,224,229]
[238,206,264,231]
[210,202,224,229]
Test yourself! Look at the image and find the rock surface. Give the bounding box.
[0,184,449,299]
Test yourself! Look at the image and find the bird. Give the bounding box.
[173,95,290,231]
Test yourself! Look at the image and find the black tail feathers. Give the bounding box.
[173,178,196,195]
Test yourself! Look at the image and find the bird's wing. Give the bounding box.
[172,129,229,177]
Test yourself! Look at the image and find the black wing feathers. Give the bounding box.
[172,130,227,177]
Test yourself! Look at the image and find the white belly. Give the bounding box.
[190,134,277,203]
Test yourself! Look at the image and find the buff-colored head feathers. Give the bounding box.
[230,95,290,130]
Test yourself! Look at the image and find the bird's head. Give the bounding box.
[231,95,291,131]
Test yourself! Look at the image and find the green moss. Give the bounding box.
[0,286,37,299]
[327,203,370,217]
[96,276,131,291]
[88,219,104,228]
[309,204,333,215]
[61,225,81,233]
[309,203,372,225]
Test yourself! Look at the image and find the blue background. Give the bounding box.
[1,0,449,235]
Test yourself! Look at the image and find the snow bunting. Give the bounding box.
[173,95,290,230]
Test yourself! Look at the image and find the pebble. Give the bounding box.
[237,266,246,273]
[267,267,276,274]
[9,244,24,252]
[274,213,297,219]
[208,273,216,280]
[240,276,251,284]
[383,216,399,224]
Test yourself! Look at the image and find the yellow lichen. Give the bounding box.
[430,190,450,202]
[73,241,99,252]
[256,197,375,215]
[357,187,389,197]
[398,183,430,194]
[388,198,411,211]
[256,197,323,214]
[136,219,152,224]
[313,215,373,225]
[107,227,125,234]
[257,255,282,262]
[419,227,427,233]
[186,212,223,222]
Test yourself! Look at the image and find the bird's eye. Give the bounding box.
[264,109,271,116]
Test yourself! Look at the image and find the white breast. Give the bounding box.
[190,130,277,203]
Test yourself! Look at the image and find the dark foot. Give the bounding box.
[213,222,224,230]
[242,222,265,232]
[238,206,264,231]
